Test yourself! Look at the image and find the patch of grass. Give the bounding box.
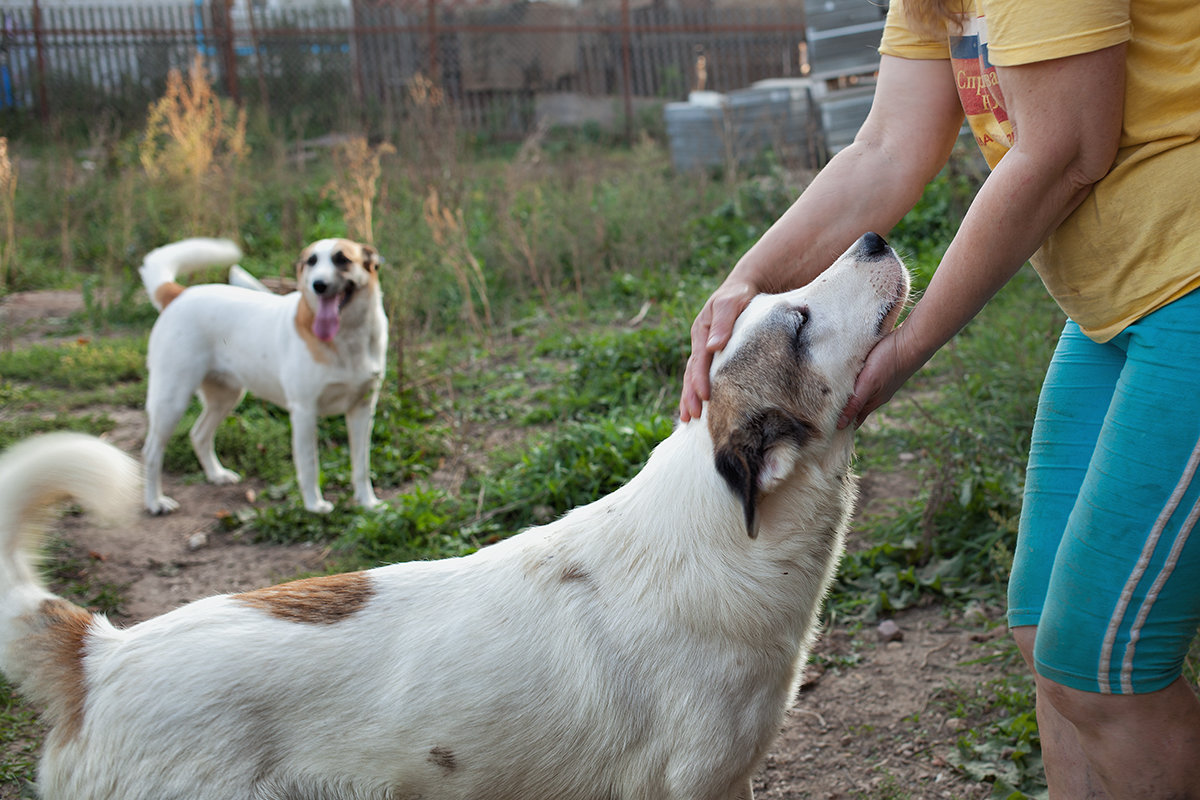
[461,414,674,543]
[530,324,687,422]
[0,337,146,389]
[252,408,673,569]
[0,677,40,793]
[933,644,1046,799]
[0,405,117,452]
[0,335,147,450]
[852,773,915,800]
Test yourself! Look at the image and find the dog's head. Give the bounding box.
[295,238,383,342]
[707,232,910,537]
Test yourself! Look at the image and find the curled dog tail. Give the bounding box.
[228,263,271,293]
[0,433,138,734]
[139,237,244,311]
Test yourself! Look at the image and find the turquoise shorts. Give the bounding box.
[1008,289,1200,695]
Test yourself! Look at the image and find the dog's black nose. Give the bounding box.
[312,279,329,295]
[860,232,888,256]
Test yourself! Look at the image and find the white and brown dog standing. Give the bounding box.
[138,237,387,514]
[0,233,907,800]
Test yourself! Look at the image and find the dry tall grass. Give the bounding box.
[0,138,15,291]
[401,73,467,207]
[323,135,395,244]
[139,53,248,233]
[423,186,493,341]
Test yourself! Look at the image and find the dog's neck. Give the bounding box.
[552,416,855,647]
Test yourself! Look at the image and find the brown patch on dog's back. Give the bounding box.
[428,746,458,772]
[234,572,373,624]
[23,598,94,742]
[154,281,187,310]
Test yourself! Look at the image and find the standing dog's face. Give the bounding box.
[707,233,910,536]
[296,238,382,342]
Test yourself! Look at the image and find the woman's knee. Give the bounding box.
[1010,624,1037,672]
[1036,676,1109,730]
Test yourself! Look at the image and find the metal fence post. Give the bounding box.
[620,0,633,144]
[426,0,438,83]
[212,0,239,104]
[30,0,48,123]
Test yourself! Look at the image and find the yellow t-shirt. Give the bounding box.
[880,0,1200,342]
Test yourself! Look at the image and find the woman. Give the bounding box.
[679,1,1200,797]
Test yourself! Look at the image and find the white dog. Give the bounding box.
[138,237,388,514]
[0,233,908,800]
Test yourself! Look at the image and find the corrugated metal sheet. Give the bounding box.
[665,77,823,172]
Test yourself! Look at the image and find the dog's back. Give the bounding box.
[139,237,244,311]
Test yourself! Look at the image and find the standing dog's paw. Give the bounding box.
[356,491,382,511]
[146,495,180,515]
[305,498,335,514]
[207,468,242,486]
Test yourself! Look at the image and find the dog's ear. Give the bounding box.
[714,410,812,538]
[361,245,384,272]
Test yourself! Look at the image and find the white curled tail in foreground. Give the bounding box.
[0,434,139,736]
[139,237,243,311]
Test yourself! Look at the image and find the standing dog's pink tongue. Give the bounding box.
[313,295,341,342]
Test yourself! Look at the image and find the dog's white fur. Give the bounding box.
[0,234,908,800]
[138,237,388,514]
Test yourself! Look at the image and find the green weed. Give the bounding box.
[0,677,39,792]
[0,337,145,389]
[934,645,1046,799]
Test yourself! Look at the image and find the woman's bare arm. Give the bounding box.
[680,55,965,420]
[839,43,1127,429]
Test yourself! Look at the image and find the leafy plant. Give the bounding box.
[935,648,1046,799]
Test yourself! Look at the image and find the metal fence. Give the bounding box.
[0,0,822,138]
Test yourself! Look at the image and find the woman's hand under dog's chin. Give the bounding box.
[837,323,927,430]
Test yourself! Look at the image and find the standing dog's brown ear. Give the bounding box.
[714,410,813,538]
[362,246,383,272]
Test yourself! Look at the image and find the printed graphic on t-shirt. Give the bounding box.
[951,15,1012,168]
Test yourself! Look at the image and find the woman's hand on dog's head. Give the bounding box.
[680,279,759,422]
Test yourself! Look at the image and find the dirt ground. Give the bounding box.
[1,289,1006,799]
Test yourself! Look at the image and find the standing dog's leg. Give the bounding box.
[143,375,199,515]
[734,778,754,800]
[288,404,332,513]
[345,399,381,509]
[191,378,245,485]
